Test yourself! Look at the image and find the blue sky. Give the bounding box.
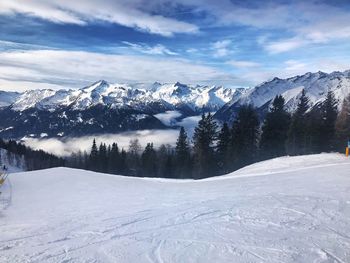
[0,0,350,91]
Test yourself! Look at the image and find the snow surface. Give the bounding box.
[1,153,350,262]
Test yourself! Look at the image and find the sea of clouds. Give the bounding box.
[23,111,202,156]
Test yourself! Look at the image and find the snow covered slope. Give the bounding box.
[1,153,350,262]
[215,70,350,122]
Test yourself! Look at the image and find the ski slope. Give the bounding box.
[0,153,350,263]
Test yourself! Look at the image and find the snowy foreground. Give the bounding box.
[1,154,350,263]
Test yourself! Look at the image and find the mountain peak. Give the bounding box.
[83,80,109,92]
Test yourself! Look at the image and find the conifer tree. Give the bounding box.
[260,95,291,159]
[335,93,350,151]
[89,138,98,171]
[230,104,259,169]
[119,149,128,174]
[175,127,191,178]
[216,122,231,173]
[108,142,120,174]
[306,104,323,153]
[141,143,157,177]
[193,113,218,178]
[319,90,338,152]
[287,89,310,155]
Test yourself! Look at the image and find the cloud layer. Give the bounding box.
[23,130,180,156]
[0,0,198,36]
[0,0,350,90]
[0,49,233,91]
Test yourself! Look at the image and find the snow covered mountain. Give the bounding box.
[7,81,236,113]
[1,70,349,138]
[215,70,350,123]
[1,153,350,262]
[0,81,237,138]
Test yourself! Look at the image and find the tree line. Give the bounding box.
[0,139,65,170]
[66,90,350,179]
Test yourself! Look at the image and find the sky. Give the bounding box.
[0,0,350,91]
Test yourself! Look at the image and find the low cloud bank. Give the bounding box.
[155,111,201,137]
[22,113,203,157]
[23,129,179,157]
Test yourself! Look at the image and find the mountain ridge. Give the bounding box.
[0,69,349,138]
[214,70,350,123]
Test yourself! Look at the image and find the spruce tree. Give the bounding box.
[108,143,120,174]
[119,149,128,174]
[141,143,157,177]
[175,127,191,178]
[193,113,218,178]
[89,139,98,171]
[335,93,350,151]
[216,122,231,173]
[230,104,260,169]
[287,89,310,155]
[319,90,338,152]
[260,95,291,159]
[98,143,108,172]
[306,104,323,153]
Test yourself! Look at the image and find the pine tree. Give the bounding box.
[260,95,291,159]
[287,89,310,155]
[335,93,350,151]
[141,143,157,177]
[216,123,231,173]
[108,142,120,174]
[230,104,260,169]
[119,149,128,174]
[98,143,108,172]
[319,90,338,152]
[175,127,191,178]
[89,139,98,171]
[193,113,218,178]
[306,104,323,153]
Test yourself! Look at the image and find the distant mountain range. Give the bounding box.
[0,81,237,138]
[214,70,350,122]
[0,70,349,139]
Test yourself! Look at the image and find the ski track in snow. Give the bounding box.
[0,153,350,262]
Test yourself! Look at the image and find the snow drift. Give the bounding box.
[0,153,350,262]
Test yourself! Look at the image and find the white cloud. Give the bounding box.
[0,0,198,36]
[264,38,306,54]
[227,60,261,68]
[284,60,308,72]
[122,42,178,56]
[186,48,198,54]
[154,111,183,126]
[0,49,233,91]
[212,40,232,58]
[228,58,350,87]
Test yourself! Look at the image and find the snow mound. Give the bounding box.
[0,153,350,262]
